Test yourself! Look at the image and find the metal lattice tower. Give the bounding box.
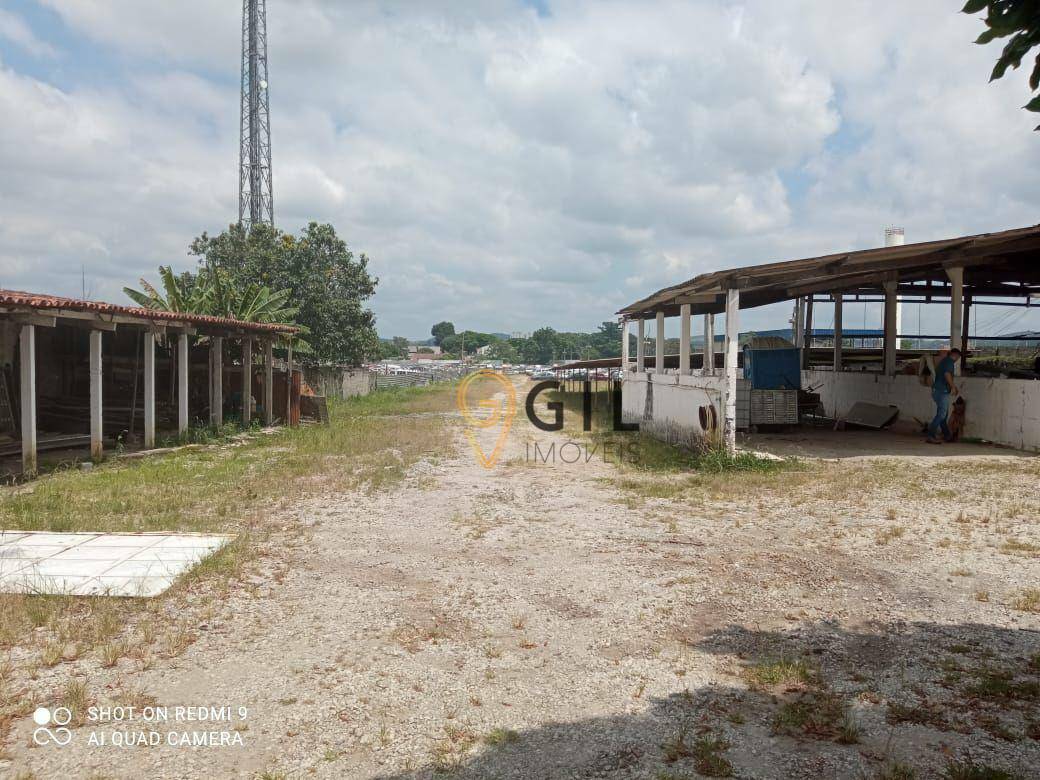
[238,0,273,228]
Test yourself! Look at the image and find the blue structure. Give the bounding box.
[743,346,801,390]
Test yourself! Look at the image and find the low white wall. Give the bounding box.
[622,371,737,448]
[805,370,1040,452]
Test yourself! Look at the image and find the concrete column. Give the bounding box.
[242,338,253,426]
[19,325,36,475]
[636,319,645,372]
[832,294,843,372]
[177,333,189,435]
[802,296,814,369]
[211,336,223,427]
[723,289,740,453]
[679,304,691,375]
[947,266,964,376]
[792,298,804,348]
[143,330,156,448]
[264,340,274,426]
[883,280,898,376]
[655,311,665,374]
[89,329,103,461]
[620,319,629,369]
[703,313,715,375]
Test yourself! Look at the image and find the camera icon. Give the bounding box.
[32,707,73,746]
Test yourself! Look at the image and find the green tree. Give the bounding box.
[431,321,455,346]
[189,222,379,364]
[964,0,1040,128]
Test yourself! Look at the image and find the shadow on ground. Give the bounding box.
[378,620,1040,780]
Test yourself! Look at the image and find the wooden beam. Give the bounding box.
[264,341,274,426]
[89,329,103,461]
[11,314,56,328]
[242,337,253,427]
[143,331,155,448]
[19,325,37,475]
[948,266,964,376]
[833,294,843,372]
[285,343,294,426]
[211,336,223,427]
[177,333,189,436]
[883,280,898,376]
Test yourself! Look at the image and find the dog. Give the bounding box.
[948,396,966,442]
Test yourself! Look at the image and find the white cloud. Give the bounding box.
[0,8,57,58]
[1,0,1038,339]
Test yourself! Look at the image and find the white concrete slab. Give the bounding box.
[0,531,233,597]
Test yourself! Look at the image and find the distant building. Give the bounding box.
[408,344,442,356]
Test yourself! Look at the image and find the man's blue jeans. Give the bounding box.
[928,391,952,440]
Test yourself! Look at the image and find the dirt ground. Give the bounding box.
[6,377,1040,779]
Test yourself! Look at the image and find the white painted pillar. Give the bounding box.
[620,319,629,369]
[792,298,804,348]
[703,314,715,375]
[19,325,36,475]
[636,319,645,372]
[143,330,156,448]
[679,304,691,375]
[241,337,253,426]
[723,289,740,453]
[947,266,964,376]
[832,294,843,372]
[264,340,274,426]
[655,311,665,374]
[177,333,189,435]
[883,280,898,376]
[885,227,905,348]
[89,329,103,461]
[211,336,223,427]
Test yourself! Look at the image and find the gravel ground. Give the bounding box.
[7,378,1040,779]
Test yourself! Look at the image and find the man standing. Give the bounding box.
[927,347,961,444]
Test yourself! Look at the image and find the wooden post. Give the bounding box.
[655,311,665,374]
[635,319,645,372]
[263,340,274,426]
[802,296,814,369]
[703,314,715,375]
[947,266,964,376]
[723,289,740,453]
[962,293,971,372]
[242,337,253,426]
[679,304,691,375]
[89,329,103,461]
[211,336,223,427]
[620,319,629,370]
[285,342,293,426]
[883,280,898,376]
[832,293,843,372]
[19,325,36,475]
[177,333,189,435]
[143,330,156,448]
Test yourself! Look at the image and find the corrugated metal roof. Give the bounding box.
[619,223,1040,318]
[0,289,298,335]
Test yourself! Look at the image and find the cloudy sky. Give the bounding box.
[1,0,1038,340]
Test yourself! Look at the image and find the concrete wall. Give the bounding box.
[622,371,743,448]
[805,370,1040,452]
[302,365,375,400]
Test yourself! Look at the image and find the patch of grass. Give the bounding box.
[877,764,917,780]
[743,657,812,688]
[483,727,519,746]
[1000,539,1040,557]
[943,759,1020,780]
[661,725,733,777]
[1009,588,1040,613]
[965,669,1039,701]
[885,700,949,730]
[875,526,906,545]
[772,691,847,740]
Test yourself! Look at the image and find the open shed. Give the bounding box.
[0,289,299,476]
[617,224,1040,453]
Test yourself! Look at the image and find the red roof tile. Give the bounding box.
[0,289,298,335]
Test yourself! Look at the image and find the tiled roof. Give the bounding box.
[0,289,297,335]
